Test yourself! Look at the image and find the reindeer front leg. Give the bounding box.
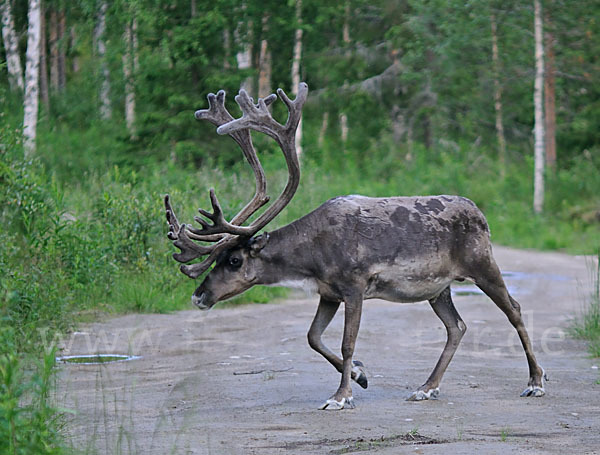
[308,297,368,393]
[320,293,363,410]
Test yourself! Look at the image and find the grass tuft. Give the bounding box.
[571,252,600,357]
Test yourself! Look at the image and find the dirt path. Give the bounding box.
[57,246,600,454]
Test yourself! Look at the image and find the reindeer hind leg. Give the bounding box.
[472,258,546,397]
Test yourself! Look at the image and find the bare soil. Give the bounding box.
[57,246,600,454]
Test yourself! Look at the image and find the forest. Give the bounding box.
[0,0,599,452]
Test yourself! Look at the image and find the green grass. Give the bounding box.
[0,349,67,455]
[571,252,600,357]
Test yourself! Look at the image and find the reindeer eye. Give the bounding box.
[229,256,241,268]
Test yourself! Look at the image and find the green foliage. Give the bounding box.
[0,349,66,455]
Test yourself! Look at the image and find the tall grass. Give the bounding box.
[0,349,66,455]
[571,252,600,357]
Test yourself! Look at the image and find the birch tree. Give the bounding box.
[94,1,111,120]
[1,0,24,91]
[23,0,42,156]
[257,13,272,99]
[123,17,138,138]
[291,0,303,158]
[235,3,252,93]
[533,0,545,214]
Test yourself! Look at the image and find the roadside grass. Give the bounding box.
[571,252,600,358]
[0,348,67,455]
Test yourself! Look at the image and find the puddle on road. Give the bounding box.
[56,354,141,365]
[451,270,569,298]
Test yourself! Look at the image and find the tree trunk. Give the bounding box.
[49,8,58,90]
[422,111,432,150]
[95,1,111,120]
[533,0,545,214]
[223,28,231,70]
[23,0,42,157]
[123,18,137,138]
[235,3,252,94]
[39,0,49,108]
[70,26,79,73]
[318,111,329,149]
[291,0,303,158]
[340,0,350,152]
[57,8,65,90]
[544,8,556,170]
[1,0,24,91]
[258,13,272,99]
[491,13,507,178]
[391,105,407,144]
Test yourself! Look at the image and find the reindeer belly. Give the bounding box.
[364,266,454,303]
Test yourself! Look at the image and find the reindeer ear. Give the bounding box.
[249,233,270,257]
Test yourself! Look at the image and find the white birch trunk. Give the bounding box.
[291,0,303,158]
[235,3,252,94]
[123,18,137,138]
[23,0,41,157]
[95,1,111,120]
[1,0,24,90]
[340,111,349,149]
[258,13,271,99]
[533,0,545,214]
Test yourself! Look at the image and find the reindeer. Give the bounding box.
[164,83,546,410]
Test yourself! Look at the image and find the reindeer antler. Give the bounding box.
[165,83,308,278]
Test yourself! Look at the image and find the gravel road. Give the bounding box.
[57,246,600,454]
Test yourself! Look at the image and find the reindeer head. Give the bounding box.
[164,84,307,309]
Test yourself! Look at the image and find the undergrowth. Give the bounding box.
[571,252,600,357]
[0,348,66,455]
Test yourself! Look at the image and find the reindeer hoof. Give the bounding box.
[319,396,355,410]
[406,387,440,401]
[521,368,547,397]
[520,386,545,397]
[352,360,368,389]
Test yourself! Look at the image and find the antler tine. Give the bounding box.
[179,234,242,278]
[194,90,271,228]
[213,83,308,237]
[165,194,241,278]
[165,195,221,263]
[279,83,308,133]
[217,83,308,146]
[185,188,255,237]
